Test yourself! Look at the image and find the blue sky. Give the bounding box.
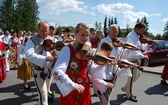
[37,0,168,35]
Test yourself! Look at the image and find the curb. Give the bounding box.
[142,70,161,75]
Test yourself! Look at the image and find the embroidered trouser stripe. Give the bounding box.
[97,90,110,105]
[33,70,50,105]
[33,70,43,105]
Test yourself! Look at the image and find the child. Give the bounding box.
[17,38,32,89]
[90,41,132,105]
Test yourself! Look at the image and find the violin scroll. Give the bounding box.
[43,39,64,51]
[113,38,141,51]
[117,59,143,70]
[113,39,123,47]
[139,34,158,45]
[63,35,74,43]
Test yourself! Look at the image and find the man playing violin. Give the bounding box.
[25,21,56,105]
[121,22,149,102]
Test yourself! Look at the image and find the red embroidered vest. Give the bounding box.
[60,44,91,105]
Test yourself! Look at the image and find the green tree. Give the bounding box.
[114,17,117,24]
[108,18,111,29]
[95,22,98,31]
[162,21,168,40]
[141,16,149,36]
[110,17,113,25]
[103,16,108,37]
[0,0,39,32]
[15,0,39,32]
[125,24,130,37]
[0,0,15,31]
[155,34,162,40]
[136,18,140,23]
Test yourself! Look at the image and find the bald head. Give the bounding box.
[37,21,49,39]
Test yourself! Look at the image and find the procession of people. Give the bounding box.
[0,21,167,105]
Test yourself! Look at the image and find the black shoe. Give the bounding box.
[127,96,138,102]
[160,80,168,85]
[48,92,54,102]
[91,94,98,97]
[132,95,137,99]
[23,85,30,90]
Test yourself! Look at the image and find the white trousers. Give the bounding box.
[122,68,141,98]
[97,89,111,105]
[33,69,52,105]
[5,57,10,71]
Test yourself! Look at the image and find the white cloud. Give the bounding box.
[95,3,149,27]
[95,3,134,16]
[37,0,95,16]
[162,18,168,22]
[152,13,161,16]
[36,0,44,2]
[46,0,84,15]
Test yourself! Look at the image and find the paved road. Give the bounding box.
[0,64,168,105]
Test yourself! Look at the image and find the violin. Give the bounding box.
[0,50,5,60]
[113,39,123,47]
[139,34,158,45]
[117,59,143,70]
[113,39,141,51]
[75,44,94,60]
[43,39,64,51]
[94,50,116,65]
[75,44,116,65]
[63,35,74,43]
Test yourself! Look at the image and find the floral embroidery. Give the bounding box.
[77,78,82,83]
[67,56,80,74]
[86,77,89,83]
[53,71,63,83]
[70,62,78,69]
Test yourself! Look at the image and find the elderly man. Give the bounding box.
[25,21,56,105]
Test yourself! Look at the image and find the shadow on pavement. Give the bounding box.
[91,94,127,105]
[144,83,168,96]
[0,81,38,105]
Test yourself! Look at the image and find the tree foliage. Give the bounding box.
[103,16,108,37]
[0,0,39,32]
[162,21,168,40]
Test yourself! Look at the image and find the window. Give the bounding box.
[156,42,164,50]
[164,42,168,49]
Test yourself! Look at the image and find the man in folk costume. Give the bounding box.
[121,22,149,102]
[25,21,56,105]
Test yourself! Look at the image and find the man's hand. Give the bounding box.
[106,83,114,89]
[45,56,55,62]
[143,55,149,60]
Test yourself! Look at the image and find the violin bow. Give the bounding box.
[103,38,128,98]
[112,37,128,84]
[86,41,100,74]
